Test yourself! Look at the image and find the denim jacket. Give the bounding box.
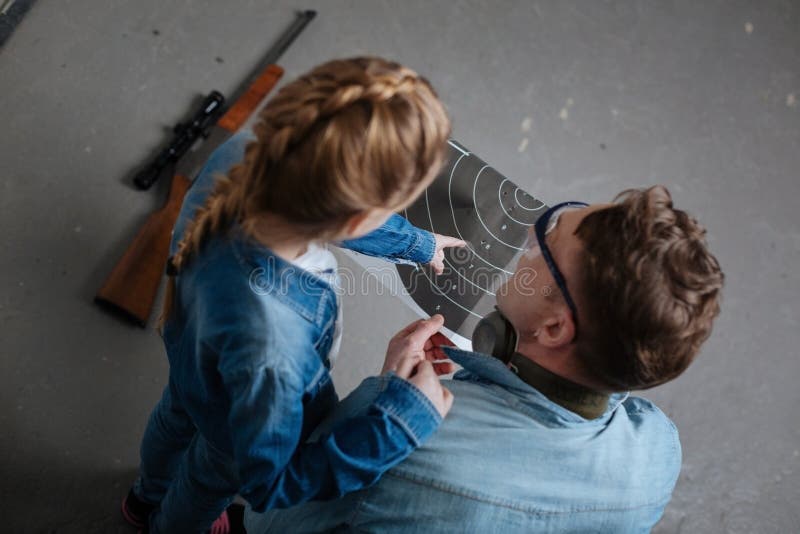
[162,132,441,512]
[246,348,681,533]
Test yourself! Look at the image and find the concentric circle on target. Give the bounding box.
[498,179,545,226]
[472,170,546,252]
[397,139,550,336]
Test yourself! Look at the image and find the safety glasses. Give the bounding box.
[526,201,589,328]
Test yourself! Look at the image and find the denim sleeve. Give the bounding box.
[222,362,442,512]
[338,213,436,265]
[307,376,386,442]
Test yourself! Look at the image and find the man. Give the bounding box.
[245,186,724,533]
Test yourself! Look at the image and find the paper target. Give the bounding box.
[397,140,550,337]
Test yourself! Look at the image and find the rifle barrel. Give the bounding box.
[226,10,316,108]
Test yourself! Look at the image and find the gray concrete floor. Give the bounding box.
[1,1,798,532]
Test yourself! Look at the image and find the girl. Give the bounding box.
[123,57,462,533]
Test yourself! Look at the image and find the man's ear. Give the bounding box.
[536,311,576,349]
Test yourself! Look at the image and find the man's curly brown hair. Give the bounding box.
[573,186,724,390]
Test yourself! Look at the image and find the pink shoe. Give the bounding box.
[123,487,230,534]
[121,488,154,529]
[209,510,230,534]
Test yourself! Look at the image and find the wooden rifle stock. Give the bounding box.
[95,174,192,326]
[95,64,285,326]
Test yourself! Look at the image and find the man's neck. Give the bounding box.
[508,353,610,419]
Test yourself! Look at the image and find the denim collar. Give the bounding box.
[229,224,337,330]
[444,347,629,424]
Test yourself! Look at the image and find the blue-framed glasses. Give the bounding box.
[528,201,589,328]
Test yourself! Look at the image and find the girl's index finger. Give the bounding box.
[438,235,468,249]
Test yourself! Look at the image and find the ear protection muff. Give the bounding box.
[471,307,517,365]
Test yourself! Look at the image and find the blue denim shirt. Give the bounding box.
[246,348,681,533]
[162,132,440,512]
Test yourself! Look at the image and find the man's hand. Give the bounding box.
[397,360,454,418]
[422,330,457,375]
[382,315,455,375]
[427,234,467,275]
[382,314,455,417]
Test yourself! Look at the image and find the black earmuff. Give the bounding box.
[471,308,517,364]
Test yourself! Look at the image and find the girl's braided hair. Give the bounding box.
[159,57,451,330]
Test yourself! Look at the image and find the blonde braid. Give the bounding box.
[157,152,252,330]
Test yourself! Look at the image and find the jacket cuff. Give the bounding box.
[402,229,436,264]
[371,374,442,446]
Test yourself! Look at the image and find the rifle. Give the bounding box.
[95,10,316,327]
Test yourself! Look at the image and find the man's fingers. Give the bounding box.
[424,331,455,362]
[395,354,422,379]
[414,359,437,379]
[396,318,425,338]
[404,314,443,338]
[405,360,454,418]
[429,331,455,347]
[424,346,448,361]
[406,314,445,346]
[441,386,454,412]
[433,361,456,376]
